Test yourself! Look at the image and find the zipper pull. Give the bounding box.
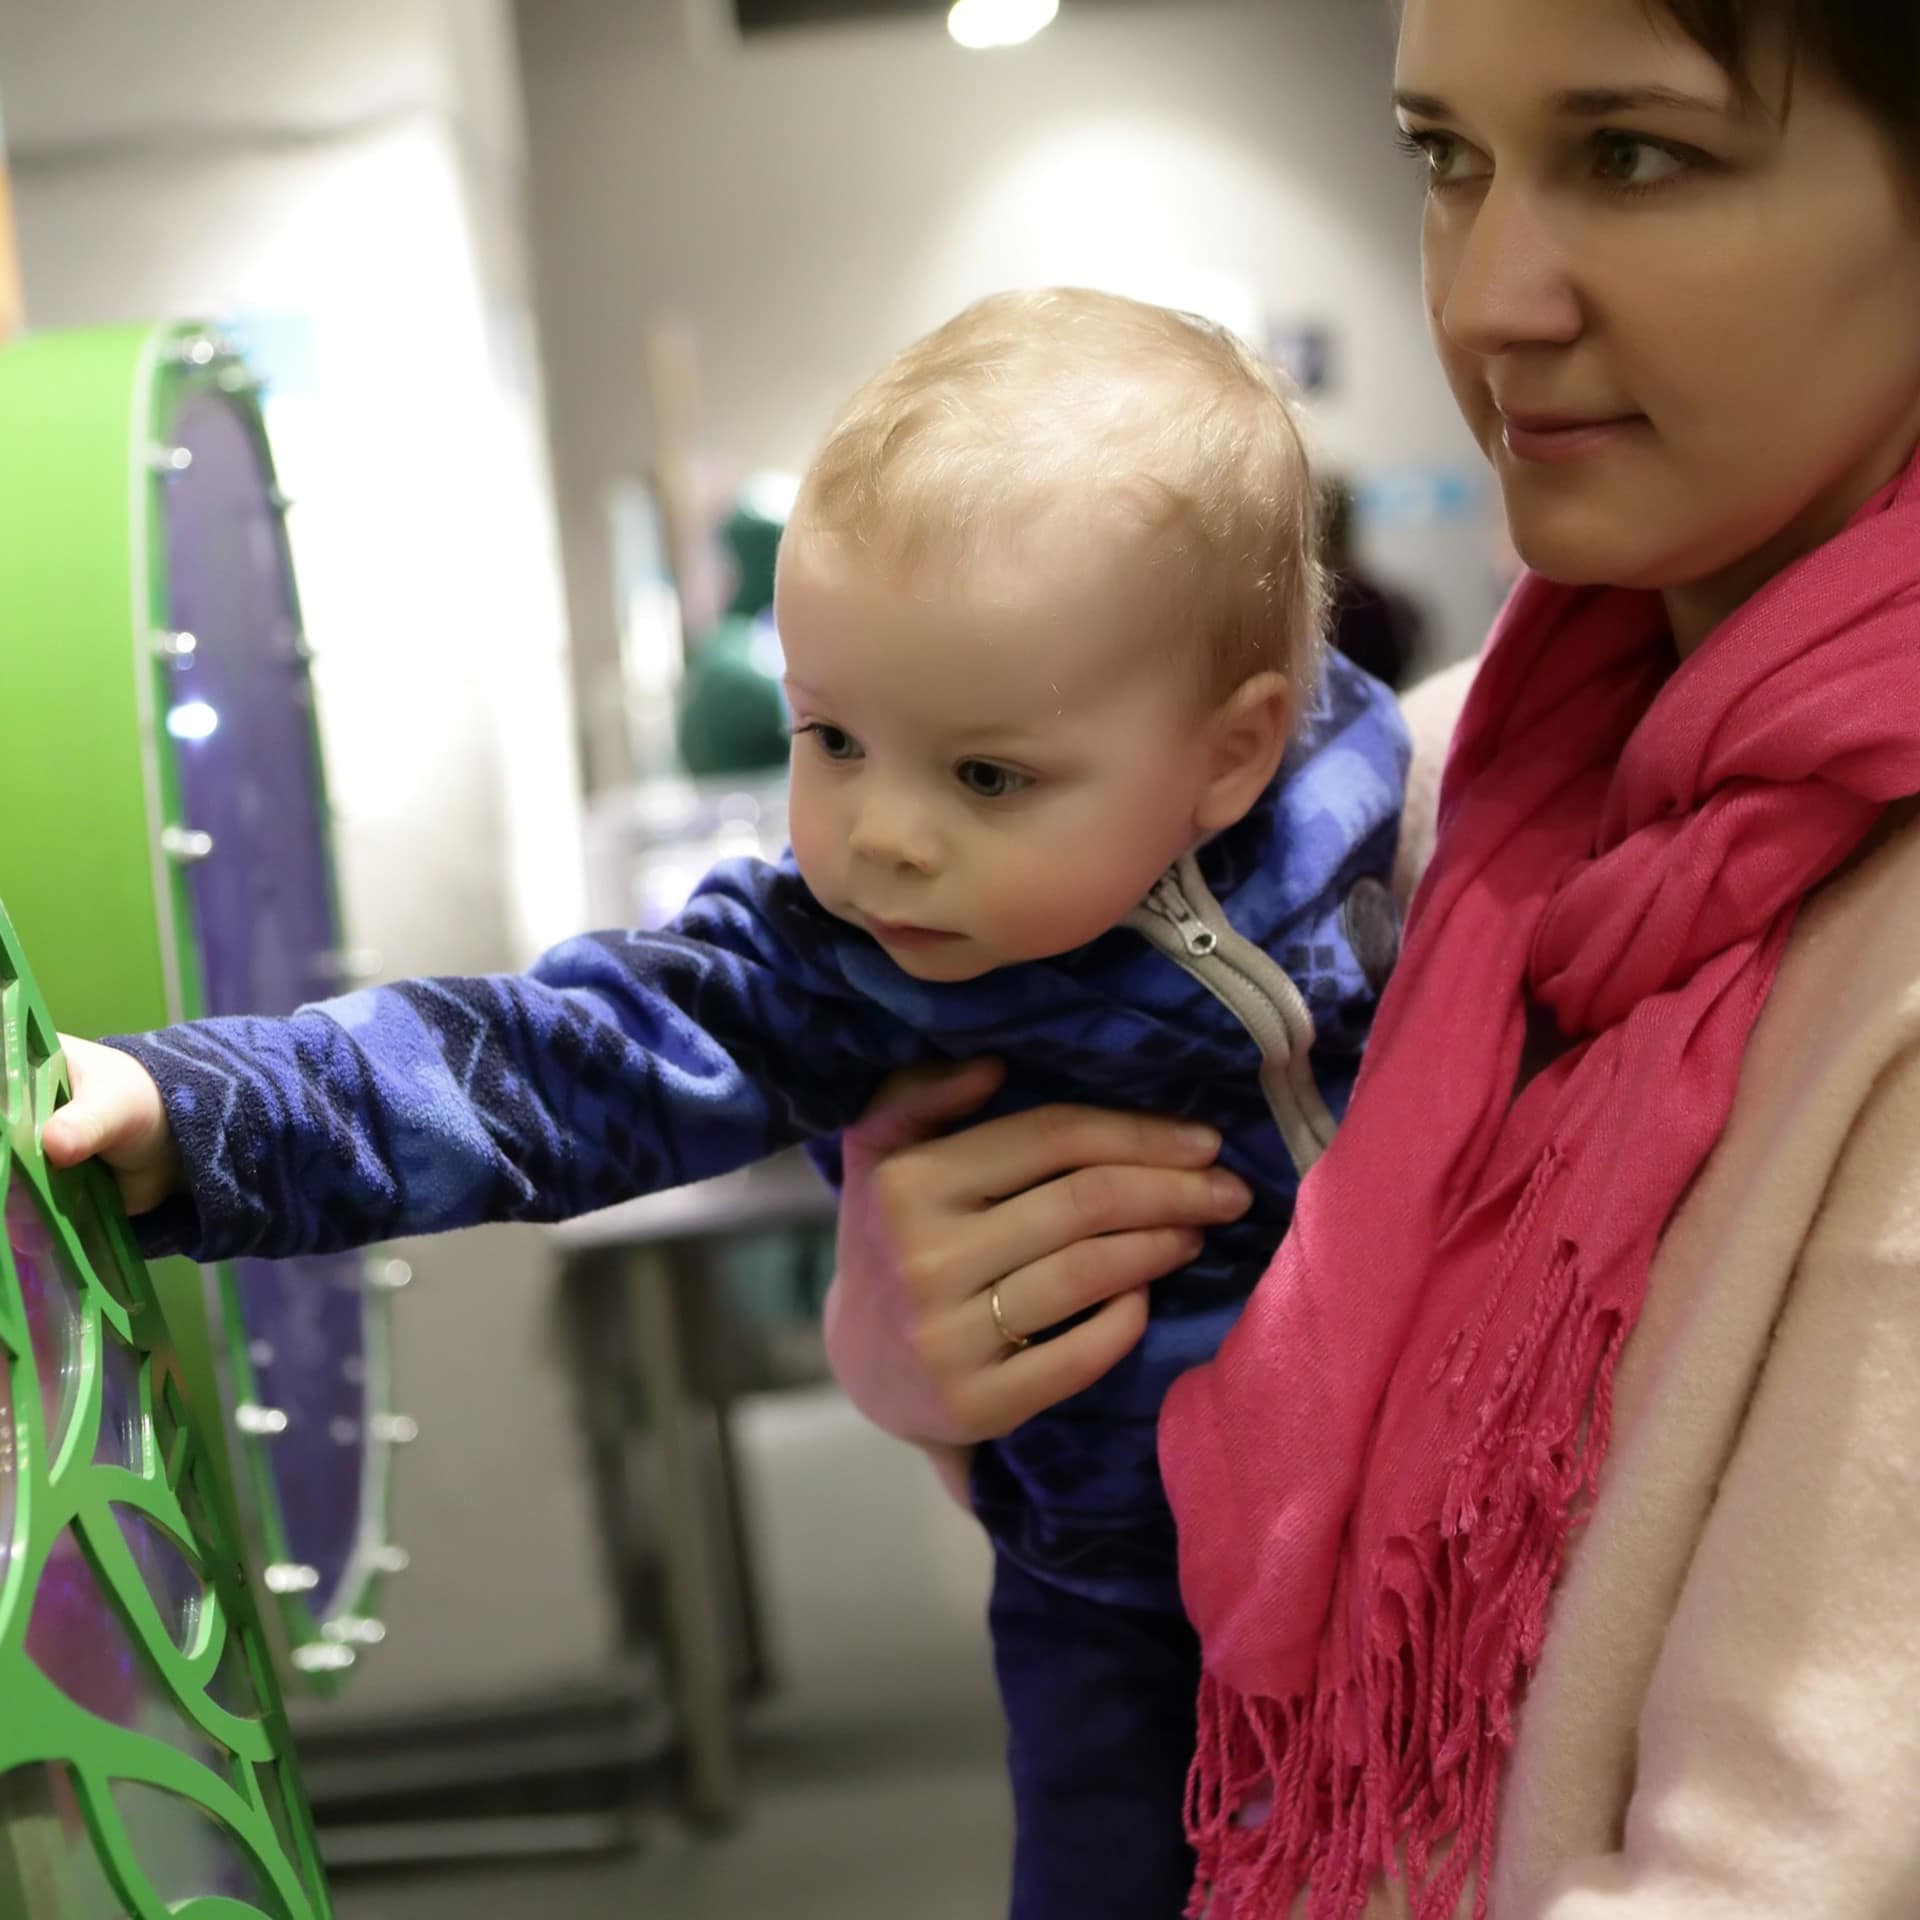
[1148,875,1218,956]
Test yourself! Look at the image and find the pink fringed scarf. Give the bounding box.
[1159,445,1920,1920]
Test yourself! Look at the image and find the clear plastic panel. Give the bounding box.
[110,1508,204,1657]
[208,1623,263,1723]
[0,1763,132,1919]
[26,1529,226,1782]
[107,1782,277,1914]
[95,1337,144,1474]
[48,1162,135,1314]
[6,1183,84,1465]
[151,1381,186,1492]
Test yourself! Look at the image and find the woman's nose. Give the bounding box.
[1433,180,1583,360]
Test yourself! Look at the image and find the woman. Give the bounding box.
[825,1,1920,1915]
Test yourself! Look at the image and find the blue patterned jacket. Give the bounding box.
[118,651,1408,1610]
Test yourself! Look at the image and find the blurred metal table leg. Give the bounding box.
[623,1242,743,1827]
[673,1247,775,1699]
[549,1156,840,1830]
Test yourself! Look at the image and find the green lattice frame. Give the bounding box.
[0,898,331,1920]
[0,321,400,1687]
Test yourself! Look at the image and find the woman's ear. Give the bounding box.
[1193,672,1293,833]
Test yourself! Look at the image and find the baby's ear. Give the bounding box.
[1193,673,1292,834]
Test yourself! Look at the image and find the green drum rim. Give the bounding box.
[0,321,401,1688]
[0,894,333,1919]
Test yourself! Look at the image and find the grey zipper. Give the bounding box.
[1125,852,1337,1177]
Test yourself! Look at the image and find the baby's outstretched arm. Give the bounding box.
[48,858,913,1267]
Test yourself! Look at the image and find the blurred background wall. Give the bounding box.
[518,0,1494,787]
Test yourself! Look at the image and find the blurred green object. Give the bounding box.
[723,497,784,621]
[677,614,790,778]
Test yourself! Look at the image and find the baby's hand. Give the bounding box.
[41,1036,184,1216]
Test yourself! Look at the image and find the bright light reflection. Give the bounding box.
[165,701,220,743]
[948,0,1059,51]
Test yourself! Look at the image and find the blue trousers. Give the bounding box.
[988,1551,1202,1920]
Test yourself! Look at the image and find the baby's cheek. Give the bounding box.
[786,784,837,902]
[990,843,1142,958]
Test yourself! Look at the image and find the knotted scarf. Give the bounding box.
[1160,447,1920,1918]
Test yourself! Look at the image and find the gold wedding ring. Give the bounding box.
[990,1286,1030,1353]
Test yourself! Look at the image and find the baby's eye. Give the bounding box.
[955,759,1032,800]
[796,722,862,761]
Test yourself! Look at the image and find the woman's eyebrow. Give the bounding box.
[1552,85,1729,116]
[1391,84,1728,120]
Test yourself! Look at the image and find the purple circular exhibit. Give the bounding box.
[233,1250,368,1613]
[159,389,371,1617]
[160,392,336,1021]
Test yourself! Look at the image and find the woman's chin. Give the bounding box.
[1502,499,1678,594]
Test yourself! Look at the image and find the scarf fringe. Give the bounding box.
[1187,1226,1629,1920]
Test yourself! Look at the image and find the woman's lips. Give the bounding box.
[1499,410,1646,465]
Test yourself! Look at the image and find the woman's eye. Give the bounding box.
[1591,132,1693,192]
[955,759,1031,800]
[1398,128,1488,188]
[796,722,861,761]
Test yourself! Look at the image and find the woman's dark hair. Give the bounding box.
[1656,1,1920,169]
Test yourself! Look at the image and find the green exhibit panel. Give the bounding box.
[0,321,406,1688]
[0,896,332,1919]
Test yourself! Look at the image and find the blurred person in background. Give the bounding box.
[1319,474,1427,689]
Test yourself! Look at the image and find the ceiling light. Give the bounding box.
[948,0,1059,52]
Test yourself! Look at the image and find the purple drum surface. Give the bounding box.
[160,389,368,1615]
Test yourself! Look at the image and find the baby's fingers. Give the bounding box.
[43,1036,170,1176]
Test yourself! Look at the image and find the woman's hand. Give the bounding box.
[824,1058,1253,1451]
[40,1035,182,1215]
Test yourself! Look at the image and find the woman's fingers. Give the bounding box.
[885,1100,1228,1213]
[943,1163,1250,1300]
[952,1291,1153,1439]
[930,1227,1206,1372]
[827,1080,1251,1449]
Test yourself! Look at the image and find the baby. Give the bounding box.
[55,289,1409,1919]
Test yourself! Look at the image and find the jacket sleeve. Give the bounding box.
[1511,1039,1920,1919]
[109,859,910,1263]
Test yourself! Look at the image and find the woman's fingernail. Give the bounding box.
[1211,1171,1252,1210]
[1179,1124,1221,1155]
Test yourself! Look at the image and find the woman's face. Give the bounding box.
[1397,0,1920,643]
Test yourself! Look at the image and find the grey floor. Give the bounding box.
[332,1387,1014,1919]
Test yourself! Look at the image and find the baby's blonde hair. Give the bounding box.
[791,287,1327,708]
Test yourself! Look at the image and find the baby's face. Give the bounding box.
[775,521,1223,983]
